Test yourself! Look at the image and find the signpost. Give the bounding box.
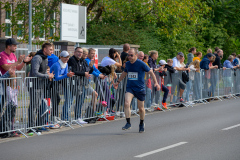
[60,3,87,43]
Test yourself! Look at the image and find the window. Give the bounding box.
[49,12,55,38]
[39,10,45,41]
[5,4,12,38]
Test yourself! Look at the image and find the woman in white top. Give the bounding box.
[101,48,122,67]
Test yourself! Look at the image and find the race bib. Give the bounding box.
[128,72,138,80]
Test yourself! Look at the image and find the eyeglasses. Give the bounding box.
[128,54,134,57]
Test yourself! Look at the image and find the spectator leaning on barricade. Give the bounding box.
[85,48,107,117]
[172,52,188,103]
[158,60,169,109]
[28,43,54,129]
[67,47,97,124]
[200,53,217,99]
[164,59,176,104]
[213,49,225,69]
[223,55,239,97]
[50,51,74,124]
[187,47,196,65]
[189,60,201,102]
[148,50,162,106]
[100,48,122,113]
[193,51,202,62]
[0,38,32,113]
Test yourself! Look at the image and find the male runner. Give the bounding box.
[114,48,160,133]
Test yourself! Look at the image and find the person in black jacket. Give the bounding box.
[164,59,176,104]
[68,47,98,124]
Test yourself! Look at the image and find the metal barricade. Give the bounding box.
[0,77,26,138]
[218,68,234,99]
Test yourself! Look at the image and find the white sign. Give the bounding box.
[60,3,86,43]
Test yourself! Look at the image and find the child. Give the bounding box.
[158,60,169,110]
[189,60,201,101]
[5,75,19,137]
[164,59,175,104]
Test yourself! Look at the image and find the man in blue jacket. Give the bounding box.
[200,53,214,70]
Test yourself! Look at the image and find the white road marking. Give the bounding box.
[222,124,240,131]
[134,142,188,158]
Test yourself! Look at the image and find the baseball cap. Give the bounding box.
[159,60,167,66]
[6,38,19,46]
[206,53,214,57]
[178,52,184,57]
[60,51,70,57]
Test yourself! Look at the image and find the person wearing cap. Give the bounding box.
[172,52,189,103]
[158,60,169,109]
[0,38,32,75]
[50,50,74,123]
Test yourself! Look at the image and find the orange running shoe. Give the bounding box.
[155,107,162,111]
[162,102,168,109]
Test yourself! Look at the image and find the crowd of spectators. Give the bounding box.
[0,38,240,137]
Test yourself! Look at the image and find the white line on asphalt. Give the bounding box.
[222,124,240,131]
[134,142,188,158]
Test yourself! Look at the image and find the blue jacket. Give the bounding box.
[200,56,210,70]
[85,57,101,77]
[50,61,68,81]
[48,54,59,67]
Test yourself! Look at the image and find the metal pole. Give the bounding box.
[28,0,32,52]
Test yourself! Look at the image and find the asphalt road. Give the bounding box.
[0,99,240,160]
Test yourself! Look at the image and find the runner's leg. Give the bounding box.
[137,100,145,120]
[124,92,134,118]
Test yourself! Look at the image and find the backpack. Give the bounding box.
[182,71,189,84]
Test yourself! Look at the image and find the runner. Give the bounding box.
[113,48,160,133]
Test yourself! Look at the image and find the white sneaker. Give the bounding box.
[120,112,125,118]
[77,118,88,124]
[151,103,157,107]
[116,111,121,117]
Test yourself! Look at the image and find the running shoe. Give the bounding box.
[155,107,162,111]
[177,97,185,103]
[139,123,145,133]
[122,123,131,130]
[77,118,88,124]
[49,124,62,129]
[162,102,168,109]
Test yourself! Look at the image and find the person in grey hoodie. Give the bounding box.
[28,43,54,128]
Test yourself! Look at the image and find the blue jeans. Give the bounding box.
[185,80,192,102]
[145,87,152,108]
[161,85,169,103]
[62,87,73,121]
[74,86,89,119]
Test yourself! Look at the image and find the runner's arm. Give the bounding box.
[116,71,127,83]
[148,69,160,90]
